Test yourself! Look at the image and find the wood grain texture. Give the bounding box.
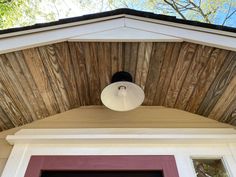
[164,42,197,107]
[221,101,236,125]
[0,42,235,130]
[174,45,213,109]
[209,75,236,121]
[84,43,101,105]
[0,55,31,126]
[68,42,90,105]
[197,51,236,117]
[159,43,182,105]
[153,43,175,105]
[53,42,80,109]
[185,49,229,113]
[111,42,123,74]
[143,43,167,105]
[38,45,70,112]
[97,42,111,91]
[135,42,152,90]
[22,48,60,115]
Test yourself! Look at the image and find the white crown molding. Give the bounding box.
[6,128,236,145]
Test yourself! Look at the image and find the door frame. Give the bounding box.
[24,155,179,177]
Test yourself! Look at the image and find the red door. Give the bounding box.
[24,156,179,177]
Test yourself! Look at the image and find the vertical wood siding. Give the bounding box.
[0,42,235,132]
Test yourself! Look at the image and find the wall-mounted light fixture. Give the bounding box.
[101,71,145,111]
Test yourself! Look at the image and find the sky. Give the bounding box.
[27,0,236,28]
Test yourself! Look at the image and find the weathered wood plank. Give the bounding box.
[2,53,37,122]
[22,48,60,115]
[220,99,236,126]
[123,42,132,72]
[164,42,197,107]
[159,43,182,105]
[0,118,6,131]
[97,42,111,91]
[6,52,47,121]
[68,42,90,105]
[209,75,236,121]
[0,106,14,130]
[0,78,26,127]
[38,45,70,112]
[0,42,236,130]
[53,42,80,109]
[186,49,229,113]
[135,42,153,90]
[110,42,118,75]
[14,51,49,119]
[143,43,167,105]
[153,43,175,105]
[83,43,101,105]
[135,42,145,86]
[118,43,123,72]
[129,42,139,79]
[174,45,213,109]
[197,51,236,116]
[0,54,33,125]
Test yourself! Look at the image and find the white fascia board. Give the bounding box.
[68,27,183,42]
[0,15,235,54]
[0,15,125,39]
[6,128,236,145]
[0,18,124,54]
[125,18,236,51]
[125,15,236,38]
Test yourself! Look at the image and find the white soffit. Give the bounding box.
[68,27,183,42]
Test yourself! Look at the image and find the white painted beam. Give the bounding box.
[6,128,236,145]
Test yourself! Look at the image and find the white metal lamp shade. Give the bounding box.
[101,71,145,111]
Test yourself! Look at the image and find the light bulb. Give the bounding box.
[118,86,127,97]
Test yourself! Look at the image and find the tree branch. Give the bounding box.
[164,0,187,19]
[222,0,236,25]
[223,9,236,25]
[188,0,211,23]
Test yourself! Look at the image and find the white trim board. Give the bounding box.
[0,17,235,54]
[0,18,124,54]
[125,18,236,51]
[6,128,236,145]
[125,15,236,38]
[2,128,236,177]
